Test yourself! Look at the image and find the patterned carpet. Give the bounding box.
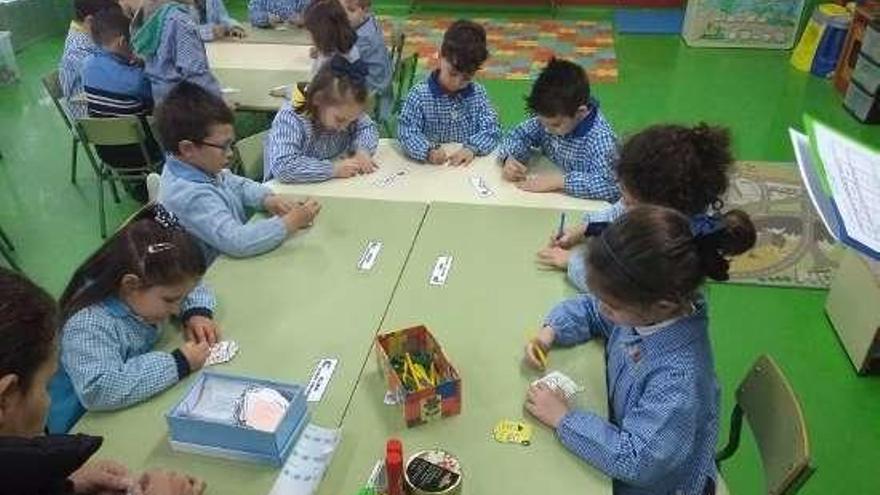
[725,161,843,289]
[379,16,619,82]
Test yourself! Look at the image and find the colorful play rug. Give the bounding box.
[379,16,618,82]
[725,161,843,289]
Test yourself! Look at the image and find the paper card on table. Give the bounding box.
[531,370,584,401]
[305,358,338,402]
[205,340,239,366]
[357,240,383,271]
[469,175,494,198]
[267,423,342,495]
[373,169,408,188]
[493,419,533,446]
[221,87,241,94]
[429,255,453,286]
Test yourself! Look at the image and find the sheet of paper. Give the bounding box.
[304,358,338,402]
[373,169,408,188]
[267,424,342,495]
[429,255,453,286]
[469,175,494,198]
[811,120,880,252]
[357,240,383,271]
[205,341,239,366]
[789,129,839,239]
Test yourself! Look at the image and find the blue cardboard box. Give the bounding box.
[166,372,310,466]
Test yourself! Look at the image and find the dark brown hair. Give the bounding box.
[0,268,58,389]
[296,55,369,120]
[155,81,235,155]
[440,20,488,75]
[617,123,733,215]
[59,205,207,323]
[526,58,590,118]
[304,0,356,56]
[586,205,756,306]
[74,0,118,22]
[90,5,131,46]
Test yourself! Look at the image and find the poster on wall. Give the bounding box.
[682,0,808,49]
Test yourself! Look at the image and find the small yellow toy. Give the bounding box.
[493,420,533,446]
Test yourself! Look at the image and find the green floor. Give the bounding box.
[1,2,879,493]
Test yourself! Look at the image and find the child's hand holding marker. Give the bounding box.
[524,326,555,371]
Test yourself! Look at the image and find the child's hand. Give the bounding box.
[334,160,365,178]
[70,460,133,494]
[184,316,221,345]
[502,157,527,182]
[180,341,211,371]
[212,25,229,39]
[448,147,475,167]
[137,470,206,495]
[289,14,305,27]
[523,325,555,370]
[536,246,571,270]
[309,46,318,59]
[525,382,570,428]
[282,199,321,232]
[263,194,298,216]
[427,148,448,165]
[351,151,379,174]
[229,26,246,38]
[554,224,587,249]
[268,13,282,25]
[516,172,565,193]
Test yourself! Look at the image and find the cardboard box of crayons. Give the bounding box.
[376,325,461,427]
[166,372,310,466]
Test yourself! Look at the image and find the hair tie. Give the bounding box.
[690,213,724,239]
[153,204,182,230]
[329,57,368,85]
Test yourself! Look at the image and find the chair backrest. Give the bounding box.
[737,355,813,495]
[393,53,419,115]
[77,116,149,147]
[233,130,268,181]
[146,173,161,203]
[389,30,406,82]
[42,70,76,130]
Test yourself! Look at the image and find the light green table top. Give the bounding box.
[318,202,611,495]
[229,24,312,45]
[215,68,307,113]
[74,197,428,494]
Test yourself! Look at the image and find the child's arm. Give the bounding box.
[497,118,544,164]
[61,317,190,410]
[464,87,501,156]
[265,107,335,183]
[350,114,379,156]
[563,132,620,201]
[396,89,434,162]
[172,16,222,97]
[248,0,271,27]
[544,295,615,347]
[179,281,216,323]
[555,372,700,487]
[222,170,275,210]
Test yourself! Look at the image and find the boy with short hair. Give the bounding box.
[156,82,321,264]
[497,58,619,202]
[340,0,390,94]
[59,0,119,118]
[396,19,500,166]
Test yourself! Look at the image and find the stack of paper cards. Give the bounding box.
[206,341,239,366]
[531,371,584,401]
[237,386,290,432]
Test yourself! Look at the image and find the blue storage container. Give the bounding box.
[166,372,310,466]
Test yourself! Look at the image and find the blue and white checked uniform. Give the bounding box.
[159,155,288,263]
[355,15,391,93]
[83,49,154,117]
[60,284,216,411]
[497,101,619,201]
[545,295,719,495]
[248,0,310,27]
[264,102,379,183]
[567,200,626,291]
[397,72,501,161]
[190,0,242,41]
[59,23,99,118]
[143,7,221,102]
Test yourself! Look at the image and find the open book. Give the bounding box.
[789,116,880,260]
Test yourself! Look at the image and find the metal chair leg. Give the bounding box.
[109,175,121,204]
[0,227,21,271]
[0,226,13,251]
[70,136,79,184]
[98,174,108,238]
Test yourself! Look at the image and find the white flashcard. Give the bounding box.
[305,358,338,402]
[267,423,342,495]
[221,87,241,94]
[205,341,239,366]
[429,255,453,286]
[357,240,383,271]
[532,370,584,401]
[469,175,494,198]
[373,169,408,188]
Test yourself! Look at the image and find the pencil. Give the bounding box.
[532,339,548,369]
[556,212,566,240]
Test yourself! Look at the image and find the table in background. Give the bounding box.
[207,43,312,71]
[222,24,312,45]
[215,68,304,113]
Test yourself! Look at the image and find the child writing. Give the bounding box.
[131,0,221,102]
[59,0,120,118]
[397,19,501,166]
[48,205,217,428]
[524,205,756,495]
[0,267,206,495]
[248,0,310,28]
[158,82,321,263]
[498,58,619,201]
[538,123,733,292]
[264,55,379,183]
[189,0,246,41]
[341,0,391,94]
[304,0,359,78]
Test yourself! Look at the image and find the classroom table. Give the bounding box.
[206,42,313,71]
[317,202,612,495]
[214,68,305,113]
[219,24,312,45]
[270,140,610,212]
[74,197,429,495]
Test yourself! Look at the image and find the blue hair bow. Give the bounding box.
[153,204,182,230]
[690,213,724,239]
[329,57,368,86]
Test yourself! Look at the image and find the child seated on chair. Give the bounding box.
[59,0,119,118]
[497,58,619,202]
[304,0,359,79]
[131,0,221,103]
[83,6,162,203]
[341,0,390,95]
[396,19,500,166]
[189,0,246,41]
[157,82,320,264]
[264,56,378,183]
[248,0,310,28]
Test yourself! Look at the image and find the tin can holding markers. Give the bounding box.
[404,449,462,495]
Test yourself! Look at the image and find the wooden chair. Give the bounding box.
[378,30,419,138]
[233,130,268,181]
[41,70,81,184]
[715,355,814,495]
[0,224,20,272]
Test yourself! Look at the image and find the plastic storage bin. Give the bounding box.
[852,52,880,94]
[844,80,880,124]
[0,31,19,85]
[864,20,880,63]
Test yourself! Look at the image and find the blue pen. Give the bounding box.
[556,212,566,240]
